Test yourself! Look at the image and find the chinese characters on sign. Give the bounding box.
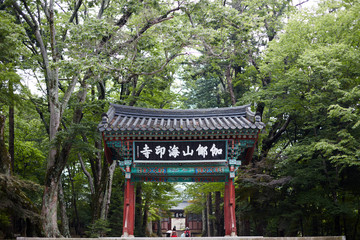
[134,140,227,162]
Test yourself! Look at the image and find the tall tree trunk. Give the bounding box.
[0,115,11,176]
[41,167,61,237]
[135,183,143,236]
[215,191,222,236]
[41,142,68,237]
[102,160,116,220]
[0,112,11,240]
[225,64,236,106]
[353,198,360,240]
[41,77,85,237]
[11,0,80,236]
[0,113,12,240]
[88,81,118,224]
[202,204,207,237]
[8,81,14,173]
[58,178,71,237]
[206,192,213,236]
[157,219,162,237]
[67,166,81,235]
[8,81,15,236]
[92,169,106,222]
[91,157,117,222]
[142,200,149,236]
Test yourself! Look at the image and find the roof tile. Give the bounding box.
[99,104,265,132]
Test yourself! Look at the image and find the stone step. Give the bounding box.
[17,236,345,240]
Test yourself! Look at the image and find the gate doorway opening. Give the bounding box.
[99,104,264,237]
[153,199,202,237]
[171,218,186,235]
[171,200,188,232]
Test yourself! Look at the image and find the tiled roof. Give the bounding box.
[98,103,265,132]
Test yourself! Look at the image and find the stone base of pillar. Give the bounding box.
[121,232,134,238]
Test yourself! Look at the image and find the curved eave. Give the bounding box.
[98,104,265,133]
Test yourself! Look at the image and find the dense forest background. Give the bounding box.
[0,0,359,239]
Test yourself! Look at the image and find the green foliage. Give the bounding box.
[180,0,293,107]
[236,0,360,238]
[257,0,360,167]
[0,11,28,112]
[0,11,25,63]
[142,182,180,214]
[181,65,228,108]
[0,211,11,228]
[184,183,224,215]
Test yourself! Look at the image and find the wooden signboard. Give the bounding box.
[133,140,227,163]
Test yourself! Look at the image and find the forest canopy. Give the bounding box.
[0,0,359,239]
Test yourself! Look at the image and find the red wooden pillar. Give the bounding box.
[224,178,237,236]
[224,182,229,234]
[122,179,135,237]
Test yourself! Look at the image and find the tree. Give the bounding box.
[236,0,360,238]
[135,182,179,237]
[0,10,44,237]
[7,0,197,236]
[181,0,292,108]
[184,183,224,236]
[0,9,28,174]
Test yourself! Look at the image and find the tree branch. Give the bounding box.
[40,1,50,20]
[263,116,292,152]
[78,153,95,195]
[60,75,79,116]
[97,0,109,19]
[29,97,50,135]
[133,53,186,77]
[61,0,83,42]
[107,53,185,83]
[20,0,38,29]
[12,1,36,30]
[90,0,141,56]
[49,0,58,63]
[295,0,310,7]
[112,6,181,54]
[12,1,51,85]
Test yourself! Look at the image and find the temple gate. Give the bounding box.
[98,104,265,237]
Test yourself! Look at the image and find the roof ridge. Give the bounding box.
[98,103,265,132]
[109,103,251,118]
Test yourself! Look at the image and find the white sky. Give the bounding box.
[293,0,320,9]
